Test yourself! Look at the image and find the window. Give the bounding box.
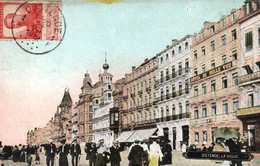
[211,80,216,92]
[211,102,216,115]
[185,42,189,50]
[202,46,206,56]
[211,25,215,34]
[161,57,163,63]
[179,62,182,75]
[233,98,239,112]
[160,71,163,79]
[222,76,227,88]
[223,101,228,114]
[172,104,176,115]
[222,19,226,28]
[202,105,207,118]
[232,51,237,60]
[186,101,189,113]
[195,132,199,142]
[185,58,189,68]
[194,107,198,119]
[211,60,215,69]
[245,31,253,51]
[202,83,206,94]
[194,68,198,76]
[108,84,111,90]
[172,65,176,77]
[166,106,169,117]
[211,41,215,51]
[232,29,237,40]
[179,103,183,115]
[166,68,169,80]
[108,93,111,100]
[172,50,175,56]
[203,131,207,142]
[222,55,227,64]
[232,13,236,21]
[166,54,169,60]
[161,107,164,118]
[248,94,254,107]
[232,72,238,85]
[202,64,206,73]
[194,51,198,59]
[194,86,198,96]
[179,46,182,54]
[221,35,226,45]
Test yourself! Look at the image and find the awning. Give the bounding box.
[127,128,157,142]
[116,131,135,142]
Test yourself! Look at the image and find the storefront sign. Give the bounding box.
[239,71,260,84]
[190,61,233,83]
[183,151,254,161]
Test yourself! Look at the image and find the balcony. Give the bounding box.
[138,90,143,96]
[123,119,157,130]
[146,87,151,92]
[157,67,191,85]
[156,112,191,123]
[237,105,260,117]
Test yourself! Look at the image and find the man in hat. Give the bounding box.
[128,140,145,166]
[45,140,57,166]
[96,139,110,166]
[109,140,124,166]
[70,139,81,166]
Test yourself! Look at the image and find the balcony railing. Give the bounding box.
[157,67,191,85]
[156,112,191,122]
[157,89,190,102]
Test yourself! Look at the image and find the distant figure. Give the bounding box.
[182,142,187,153]
[35,146,40,164]
[96,139,110,166]
[128,140,144,166]
[109,140,124,166]
[202,144,207,152]
[12,146,19,162]
[208,143,215,152]
[20,145,26,162]
[88,142,97,166]
[85,140,92,161]
[57,139,69,166]
[149,138,163,166]
[70,139,81,166]
[164,140,172,165]
[45,141,57,166]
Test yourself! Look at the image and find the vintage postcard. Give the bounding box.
[0,0,259,165]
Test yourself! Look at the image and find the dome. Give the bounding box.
[103,63,109,70]
[83,72,92,85]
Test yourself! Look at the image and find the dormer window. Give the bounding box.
[211,25,215,34]
[185,42,189,50]
[178,46,182,54]
[172,50,175,57]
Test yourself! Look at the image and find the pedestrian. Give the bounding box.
[208,143,215,152]
[109,140,124,166]
[159,139,165,165]
[45,140,57,166]
[35,146,40,164]
[226,139,242,166]
[88,142,97,166]
[70,139,81,166]
[213,138,230,166]
[57,139,69,166]
[85,139,92,161]
[96,139,110,166]
[164,140,172,165]
[20,145,26,162]
[149,137,163,166]
[128,140,144,166]
[142,140,151,166]
[26,145,33,166]
[12,145,19,162]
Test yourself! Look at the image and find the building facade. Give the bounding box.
[189,2,259,148]
[237,3,260,152]
[155,35,192,150]
[92,60,114,146]
[72,103,79,141]
[77,72,93,143]
[119,57,158,142]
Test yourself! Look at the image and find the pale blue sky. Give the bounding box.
[0,0,245,145]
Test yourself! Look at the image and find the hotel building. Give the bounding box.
[155,35,192,150]
[189,6,246,148]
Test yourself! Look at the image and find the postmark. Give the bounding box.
[0,1,66,54]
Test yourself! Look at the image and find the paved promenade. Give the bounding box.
[1,150,260,166]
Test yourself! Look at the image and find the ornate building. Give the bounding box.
[92,58,115,146]
[77,72,93,143]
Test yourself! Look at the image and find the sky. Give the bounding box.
[0,0,245,145]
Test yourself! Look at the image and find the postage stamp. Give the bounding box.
[0,0,66,54]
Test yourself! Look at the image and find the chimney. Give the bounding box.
[144,58,149,62]
[166,45,170,48]
[172,39,178,44]
[132,66,136,71]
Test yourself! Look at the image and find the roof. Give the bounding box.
[60,88,72,107]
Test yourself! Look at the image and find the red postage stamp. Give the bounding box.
[0,1,63,41]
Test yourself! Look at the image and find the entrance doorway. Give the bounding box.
[182,125,189,145]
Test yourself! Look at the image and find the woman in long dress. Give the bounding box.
[57,140,69,166]
[148,139,163,166]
